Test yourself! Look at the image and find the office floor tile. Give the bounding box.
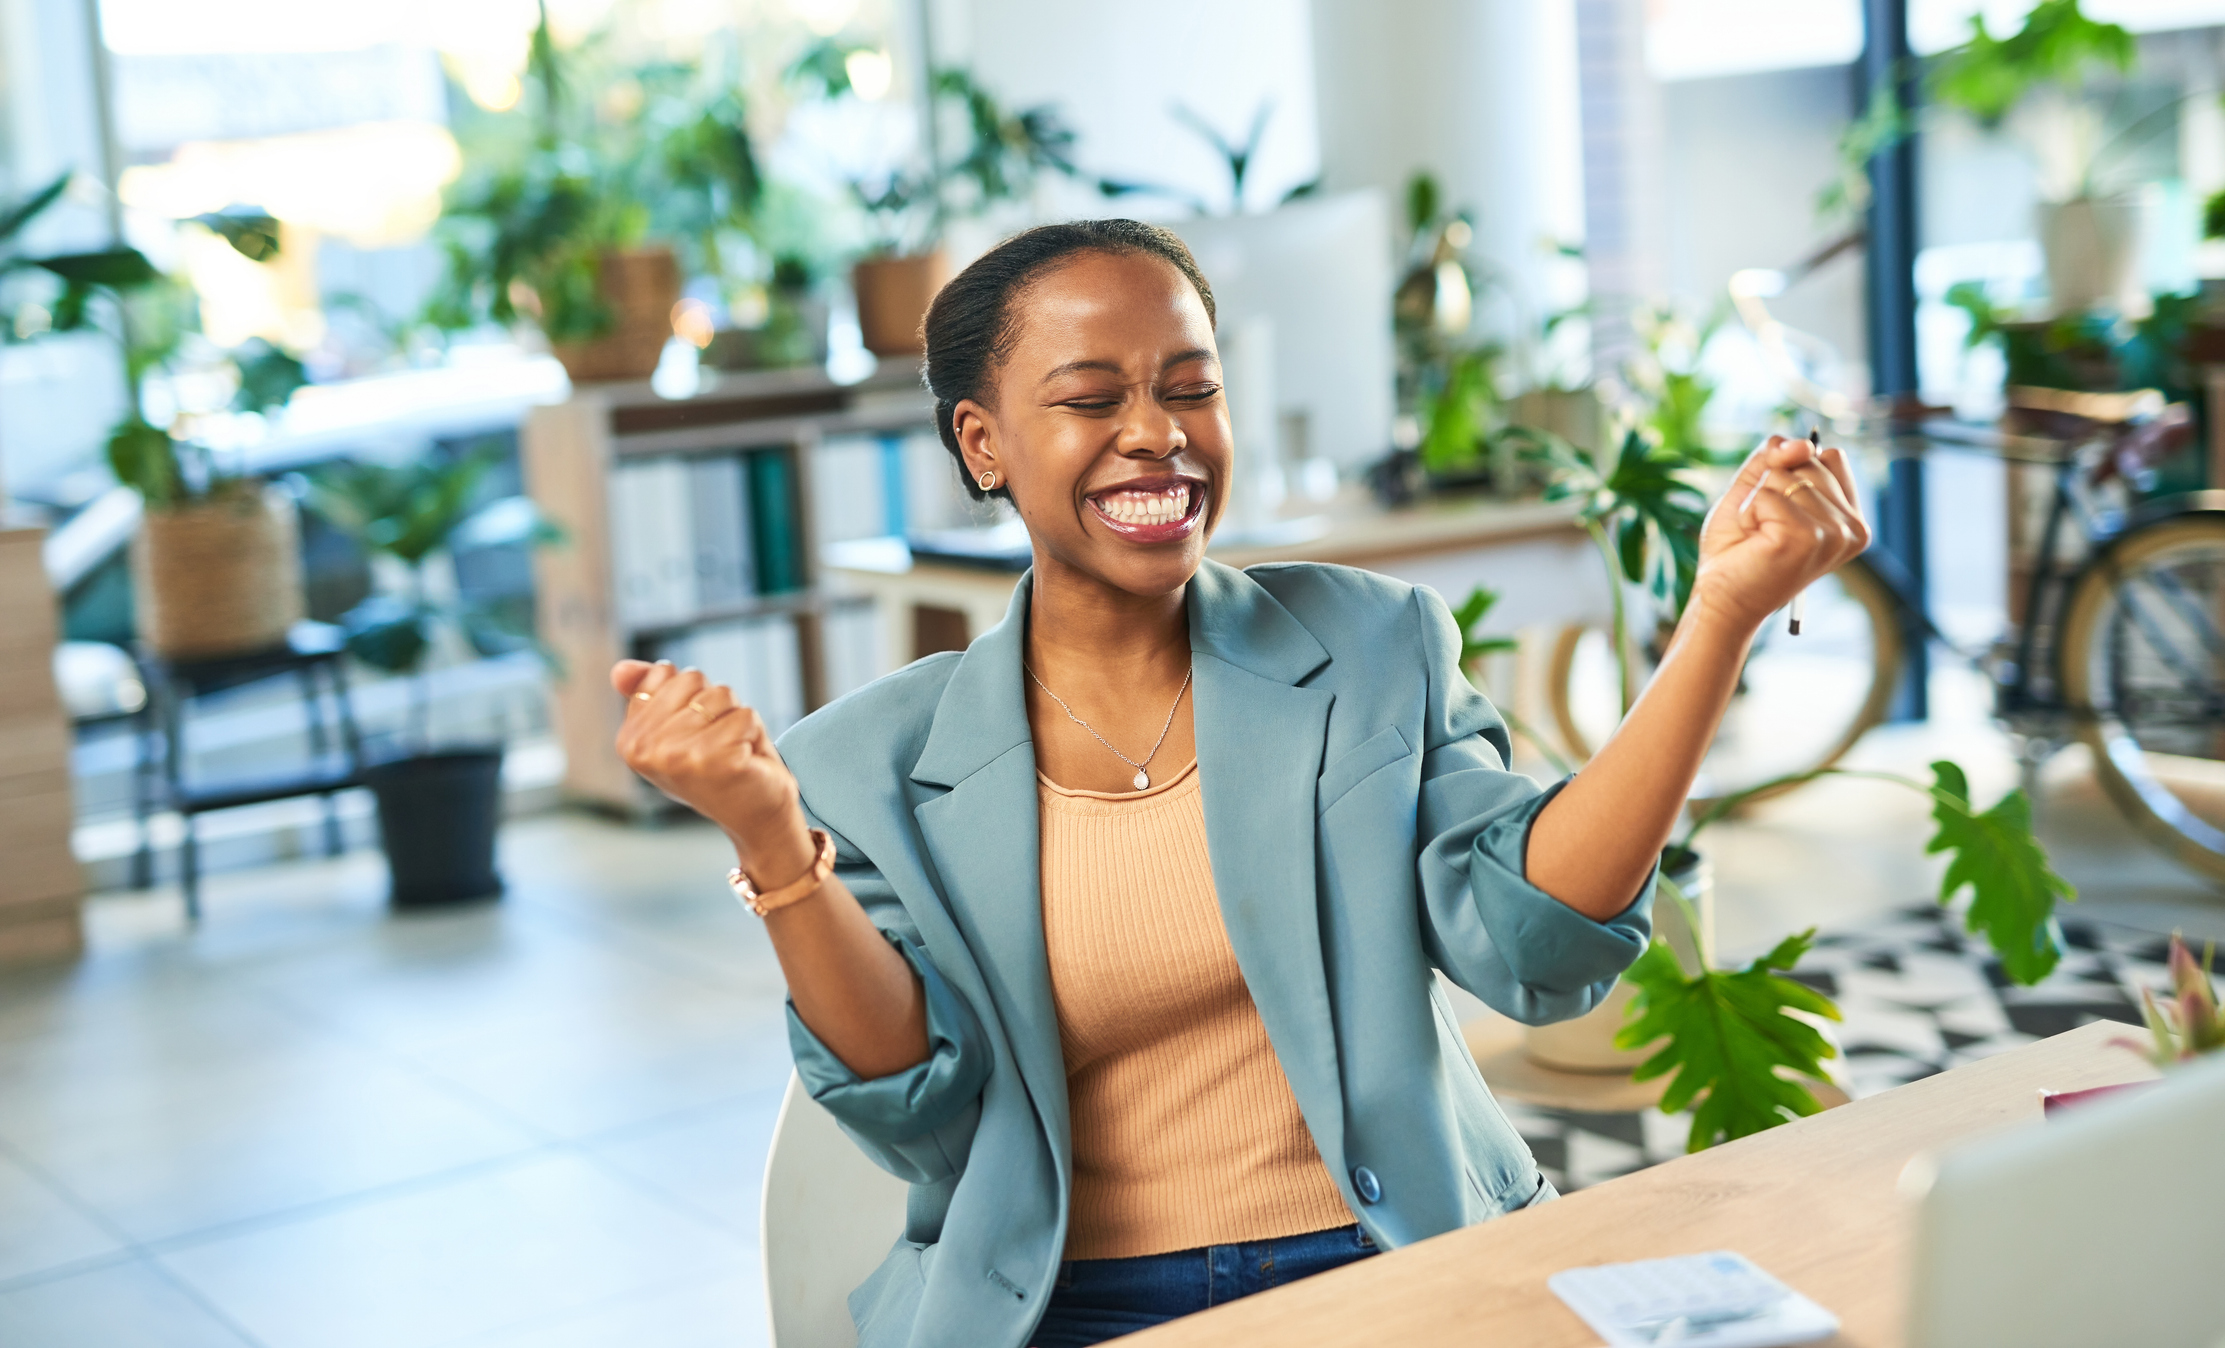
[157,1151,750,1348]
[0,1257,258,1347]
[450,1264,765,1348]
[2,1044,544,1245]
[400,995,792,1140]
[581,1087,788,1237]
[0,1147,126,1284]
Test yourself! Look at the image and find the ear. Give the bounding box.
[953,397,997,484]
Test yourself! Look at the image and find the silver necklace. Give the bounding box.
[1024,663,1192,790]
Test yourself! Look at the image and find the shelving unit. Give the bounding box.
[521,365,935,814]
[0,523,85,964]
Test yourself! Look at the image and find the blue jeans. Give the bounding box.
[1029,1225,1377,1347]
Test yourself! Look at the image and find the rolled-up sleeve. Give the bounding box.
[1410,587,1655,1025]
[781,821,992,1183]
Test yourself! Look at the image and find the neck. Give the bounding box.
[1024,553,1191,689]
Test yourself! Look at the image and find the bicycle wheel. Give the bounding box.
[2058,513,2225,881]
[1546,559,1902,809]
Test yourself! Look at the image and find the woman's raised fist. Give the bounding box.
[610,659,815,882]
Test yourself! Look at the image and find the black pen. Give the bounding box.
[1788,427,1820,635]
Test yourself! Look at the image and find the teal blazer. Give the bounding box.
[777,560,1654,1348]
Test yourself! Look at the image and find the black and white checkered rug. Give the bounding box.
[1503,904,2177,1191]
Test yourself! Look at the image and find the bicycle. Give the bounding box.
[1543,385,2225,879]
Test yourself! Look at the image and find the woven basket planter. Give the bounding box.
[132,486,304,659]
[550,247,682,385]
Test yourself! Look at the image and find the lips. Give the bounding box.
[1086,476,1207,544]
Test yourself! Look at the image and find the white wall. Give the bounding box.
[1659,65,1868,388]
[1310,0,1589,357]
[933,0,1321,230]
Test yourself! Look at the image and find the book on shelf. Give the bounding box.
[688,456,755,612]
[821,599,885,704]
[612,450,802,630]
[747,449,804,596]
[610,459,695,629]
[812,435,893,549]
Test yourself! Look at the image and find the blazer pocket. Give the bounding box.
[1316,725,1413,813]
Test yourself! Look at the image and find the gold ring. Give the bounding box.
[1785,480,1818,497]
[685,698,712,717]
[632,691,654,702]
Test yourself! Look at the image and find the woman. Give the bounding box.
[611,220,1868,1348]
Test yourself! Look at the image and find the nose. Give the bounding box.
[1116,397,1185,459]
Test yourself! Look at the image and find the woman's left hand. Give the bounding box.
[1687,434,1872,635]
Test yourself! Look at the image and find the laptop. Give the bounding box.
[1906,1049,2225,1348]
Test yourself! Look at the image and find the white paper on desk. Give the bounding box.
[1548,1251,1839,1347]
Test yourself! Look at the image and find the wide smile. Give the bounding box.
[1085,476,1208,544]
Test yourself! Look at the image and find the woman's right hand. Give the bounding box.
[610,659,815,881]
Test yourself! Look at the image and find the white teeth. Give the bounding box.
[1097,484,1191,526]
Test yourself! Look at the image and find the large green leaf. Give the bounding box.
[1450,585,1519,669]
[1927,760,2075,985]
[189,210,282,262]
[33,248,159,288]
[231,338,307,413]
[105,416,183,506]
[1616,928,1842,1152]
[1418,349,1498,474]
[0,173,71,245]
[1930,0,2134,126]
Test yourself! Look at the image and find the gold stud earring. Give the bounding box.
[979,470,997,491]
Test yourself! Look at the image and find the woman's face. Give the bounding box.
[953,249,1231,600]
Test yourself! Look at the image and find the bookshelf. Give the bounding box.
[521,364,937,814]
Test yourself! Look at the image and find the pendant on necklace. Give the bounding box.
[1132,769,1150,790]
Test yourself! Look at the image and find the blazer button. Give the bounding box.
[1352,1165,1382,1205]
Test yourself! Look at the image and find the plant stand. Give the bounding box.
[132,621,363,920]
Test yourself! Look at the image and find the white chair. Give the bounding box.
[761,1072,913,1348]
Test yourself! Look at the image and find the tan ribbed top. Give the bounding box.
[1038,759,1352,1260]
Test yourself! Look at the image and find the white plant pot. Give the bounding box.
[1523,849,1712,1074]
[2039,195,2142,315]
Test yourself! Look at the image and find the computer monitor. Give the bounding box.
[1173,191,1396,475]
[1906,1050,2225,1348]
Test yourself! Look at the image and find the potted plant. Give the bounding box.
[790,53,1082,356]
[308,450,560,906]
[3,176,308,657]
[1932,2,2141,313]
[2127,933,2225,1067]
[426,3,679,383]
[703,253,829,371]
[1459,355,2075,1110]
[1615,760,2077,1150]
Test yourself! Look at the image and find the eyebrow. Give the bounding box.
[1037,348,1218,385]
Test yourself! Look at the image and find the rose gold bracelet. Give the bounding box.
[727,829,835,917]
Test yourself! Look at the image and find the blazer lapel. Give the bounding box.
[910,575,1071,1165]
[1186,562,1348,1171]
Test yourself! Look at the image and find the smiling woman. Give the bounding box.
[608,219,1871,1348]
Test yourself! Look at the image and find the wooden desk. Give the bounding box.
[1131,1021,2155,1346]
